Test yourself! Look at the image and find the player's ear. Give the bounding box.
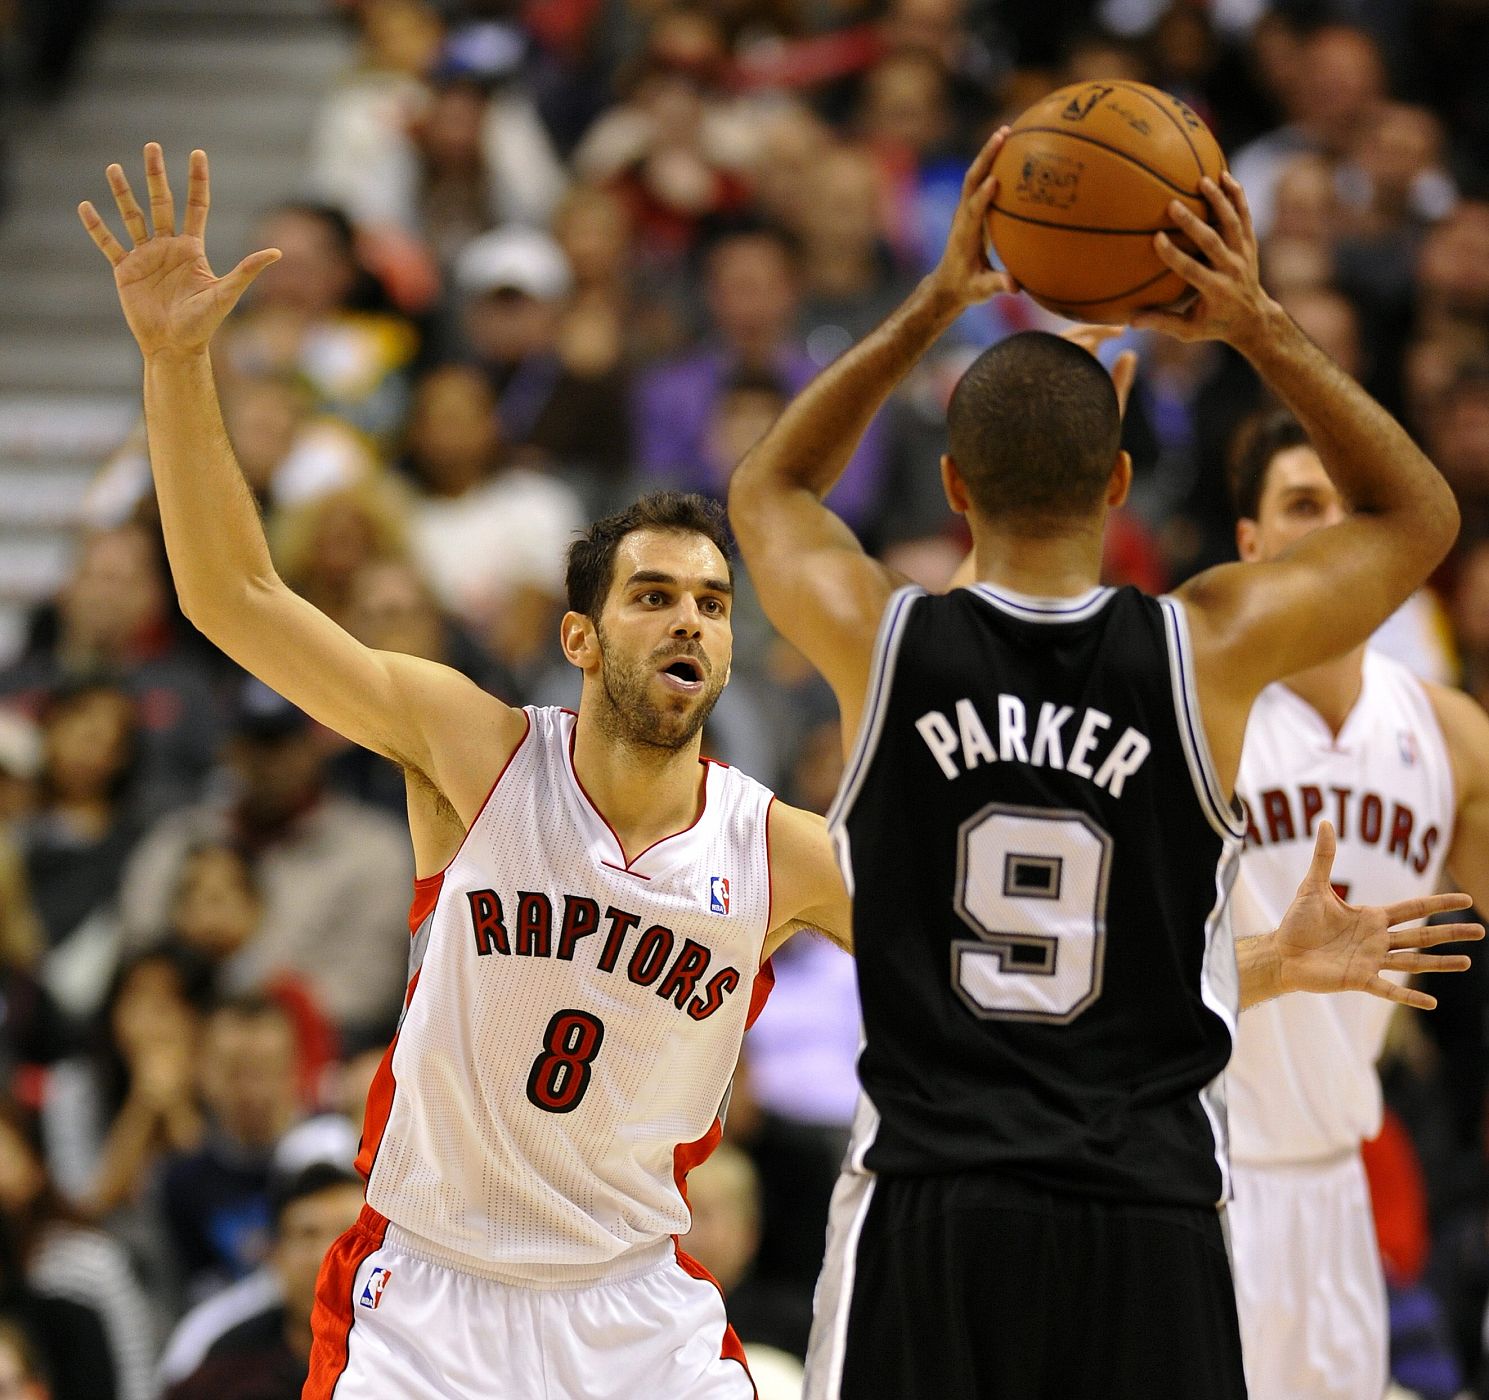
[941,454,970,515]
[560,610,600,671]
[1236,517,1260,562]
[1106,450,1132,509]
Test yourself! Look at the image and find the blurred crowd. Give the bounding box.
[1,0,1488,1397]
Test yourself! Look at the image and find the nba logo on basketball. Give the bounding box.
[709,876,730,915]
[360,1268,392,1309]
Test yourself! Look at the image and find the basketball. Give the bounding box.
[986,80,1227,323]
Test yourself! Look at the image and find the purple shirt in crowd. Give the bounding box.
[634,346,892,534]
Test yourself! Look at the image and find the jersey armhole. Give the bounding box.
[826,585,923,894]
[1158,597,1246,841]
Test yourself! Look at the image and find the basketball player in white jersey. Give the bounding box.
[1224,412,1489,1400]
[78,145,855,1400]
[80,142,1475,1400]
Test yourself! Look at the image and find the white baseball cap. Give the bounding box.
[455,226,573,302]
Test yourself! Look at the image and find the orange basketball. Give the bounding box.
[986,80,1227,323]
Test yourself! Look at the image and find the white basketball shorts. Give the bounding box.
[304,1206,756,1400]
[1227,1152,1388,1400]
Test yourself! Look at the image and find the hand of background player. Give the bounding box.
[927,126,1020,311]
[1059,324,1137,419]
[1127,172,1281,352]
[79,143,281,358]
[1274,822,1481,1009]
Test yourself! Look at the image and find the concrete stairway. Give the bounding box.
[0,0,350,660]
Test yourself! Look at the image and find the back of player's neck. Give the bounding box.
[970,530,1103,600]
[1282,649,1367,736]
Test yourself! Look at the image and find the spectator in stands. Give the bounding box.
[0,714,40,829]
[0,1299,106,1400]
[0,838,68,1082]
[401,363,583,650]
[1231,24,1389,239]
[635,221,892,536]
[1452,540,1489,712]
[0,1319,50,1400]
[0,1101,151,1400]
[0,525,224,813]
[574,8,756,263]
[1417,201,1489,336]
[221,203,419,444]
[308,0,444,234]
[680,1143,809,1389]
[165,1163,363,1400]
[41,947,206,1231]
[270,478,413,634]
[88,374,380,532]
[793,142,916,355]
[854,46,964,275]
[117,682,413,1039]
[451,225,633,478]
[1430,365,1489,544]
[329,556,521,812]
[160,996,304,1304]
[17,679,144,957]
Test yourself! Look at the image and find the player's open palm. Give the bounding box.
[79,143,280,357]
[1275,821,1481,1009]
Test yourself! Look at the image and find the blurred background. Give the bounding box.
[0,0,1487,1396]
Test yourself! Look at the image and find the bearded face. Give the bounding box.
[593,623,728,751]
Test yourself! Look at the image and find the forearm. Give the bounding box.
[1240,310,1458,543]
[1235,933,1284,1011]
[143,348,279,622]
[735,277,962,502]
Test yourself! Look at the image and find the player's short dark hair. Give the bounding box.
[946,332,1122,530]
[566,492,735,619]
[1228,411,1311,521]
[268,1161,361,1233]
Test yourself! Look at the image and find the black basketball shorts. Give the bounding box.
[803,1170,1247,1400]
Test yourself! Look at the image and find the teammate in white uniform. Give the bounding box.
[1224,413,1489,1400]
[80,142,1478,1400]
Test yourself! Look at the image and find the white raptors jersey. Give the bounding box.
[357,707,776,1284]
[1226,651,1454,1164]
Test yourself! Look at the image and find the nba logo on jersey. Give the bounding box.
[709,876,730,915]
[360,1267,392,1310]
[1399,730,1418,766]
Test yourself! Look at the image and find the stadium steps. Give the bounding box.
[0,0,350,662]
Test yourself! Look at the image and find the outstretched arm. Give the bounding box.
[80,146,524,835]
[1236,823,1480,1012]
[1153,177,1458,741]
[729,127,1017,741]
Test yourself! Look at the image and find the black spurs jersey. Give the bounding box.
[830,583,1245,1207]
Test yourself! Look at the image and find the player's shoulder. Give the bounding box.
[1419,676,1489,762]
[764,799,833,868]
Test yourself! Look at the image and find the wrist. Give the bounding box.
[143,344,211,368]
[916,272,969,324]
[1226,297,1290,363]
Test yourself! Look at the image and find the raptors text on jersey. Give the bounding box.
[1227,651,1455,1163]
[356,707,776,1285]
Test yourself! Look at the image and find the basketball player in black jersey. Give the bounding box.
[730,127,1464,1398]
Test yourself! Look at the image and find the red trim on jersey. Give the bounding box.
[413,709,533,887]
[354,970,422,1181]
[564,716,712,870]
[304,1204,389,1400]
[407,871,444,936]
[750,794,778,1031]
[673,1241,758,1397]
[744,957,775,1030]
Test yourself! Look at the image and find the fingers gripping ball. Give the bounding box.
[986,81,1227,323]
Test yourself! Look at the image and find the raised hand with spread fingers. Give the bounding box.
[79,143,280,358]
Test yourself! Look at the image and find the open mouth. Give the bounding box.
[658,657,704,692]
